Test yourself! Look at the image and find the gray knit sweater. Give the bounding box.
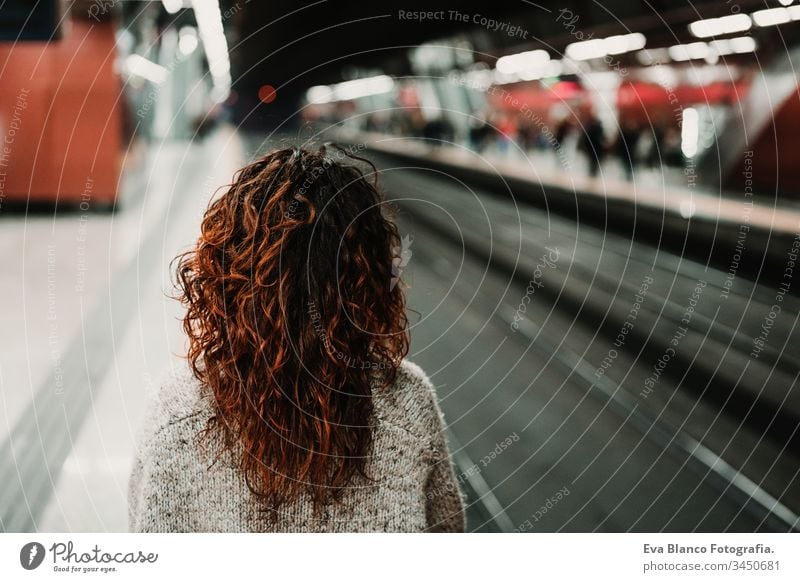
[128,360,465,532]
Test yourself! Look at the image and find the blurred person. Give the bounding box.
[496,113,518,154]
[580,111,606,177]
[661,127,684,167]
[614,119,641,180]
[468,114,493,152]
[422,115,455,145]
[518,120,538,151]
[128,145,465,532]
[365,112,380,133]
[365,112,389,134]
[408,109,428,137]
[645,120,666,168]
[389,109,415,136]
[554,117,571,149]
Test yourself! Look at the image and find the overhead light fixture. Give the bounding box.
[636,50,655,65]
[708,36,757,56]
[565,38,605,61]
[728,36,757,53]
[178,27,198,56]
[635,48,670,65]
[688,14,751,38]
[681,107,699,158]
[191,0,231,102]
[565,32,646,61]
[668,42,710,61]
[307,75,394,103]
[306,85,333,104]
[516,59,564,81]
[162,0,183,14]
[605,32,647,55]
[709,39,731,55]
[333,75,394,101]
[778,0,794,6]
[125,54,169,84]
[496,49,550,75]
[492,69,519,85]
[752,7,791,26]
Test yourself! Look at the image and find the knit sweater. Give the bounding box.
[128,360,465,532]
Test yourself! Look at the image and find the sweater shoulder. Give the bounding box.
[376,360,447,441]
[136,364,212,447]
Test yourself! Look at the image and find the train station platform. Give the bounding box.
[340,129,800,235]
[1,125,798,533]
[323,128,800,288]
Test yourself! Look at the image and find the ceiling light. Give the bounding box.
[162,0,183,14]
[332,75,394,101]
[681,107,699,158]
[709,36,757,55]
[689,14,752,38]
[668,42,710,62]
[565,32,646,61]
[178,27,198,56]
[565,38,606,60]
[496,49,550,75]
[729,36,757,53]
[125,54,168,84]
[191,0,231,102]
[752,7,791,26]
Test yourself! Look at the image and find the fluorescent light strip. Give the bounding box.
[178,30,198,56]
[496,49,550,75]
[728,36,758,53]
[125,54,169,84]
[191,0,231,102]
[752,7,791,26]
[162,0,183,15]
[690,6,800,38]
[306,85,333,105]
[681,107,699,158]
[306,75,394,104]
[334,75,394,101]
[668,41,709,61]
[688,14,752,38]
[749,5,800,27]
[668,36,756,61]
[565,32,646,61]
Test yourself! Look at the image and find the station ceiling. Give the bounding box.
[230,0,768,97]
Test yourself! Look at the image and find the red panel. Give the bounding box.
[738,89,800,198]
[0,18,121,205]
[616,80,749,126]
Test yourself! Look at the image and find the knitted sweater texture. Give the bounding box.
[128,360,465,532]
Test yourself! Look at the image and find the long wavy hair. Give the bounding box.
[174,144,409,510]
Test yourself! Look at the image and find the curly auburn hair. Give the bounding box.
[174,144,409,510]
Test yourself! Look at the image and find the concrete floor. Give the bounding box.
[0,128,244,531]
